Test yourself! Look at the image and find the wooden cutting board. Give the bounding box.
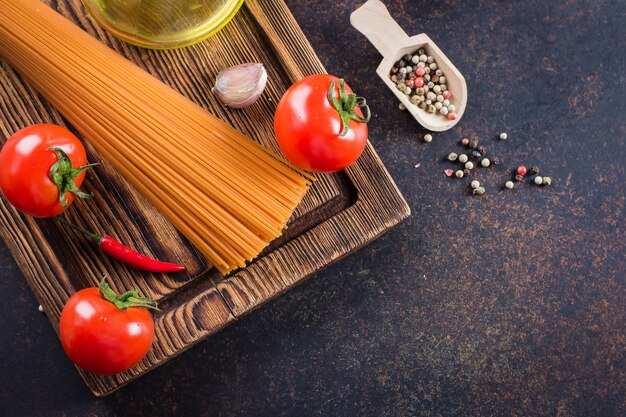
[0,0,409,396]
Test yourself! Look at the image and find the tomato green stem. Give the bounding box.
[98,276,160,311]
[46,147,99,207]
[328,78,371,137]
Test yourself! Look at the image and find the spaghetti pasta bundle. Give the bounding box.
[0,0,312,274]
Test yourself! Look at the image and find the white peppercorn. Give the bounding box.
[391,75,398,83]
[499,132,508,140]
[448,152,458,161]
[426,99,432,105]
[481,158,490,167]
[447,104,456,112]
[440,107,449,116]
[419,54,428,62]
[405,65,413,72]
[396,82,406,91]
[417,62,426,68]
[439,76,446,84]
[458,154,468,163]
[424,67,431,74]
[465,161,474,170]
[433,85,441,94]
[423,74,431,82]
[410,95,420,104]
[427,104,437,113]
[435,102,442,110]
[427,82,435,89]
[435,69,443,76]
[426,92,436,100]
[436,95,444,102]
[399,67,407,75]
[429,62,438,70]
[440,84,447,91]
[427,56,434,64]
[442,99,450,106]
[543,177,552,185]
[471,180,480,189]
[411,55,420,64]
[424,133,433,142]
[534,176,543,185]
[473,186,486,195]
[455,170,464,178]
[404,86,412,95]
[505,181,514,189]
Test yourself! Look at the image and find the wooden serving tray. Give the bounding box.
[0,0,409,396]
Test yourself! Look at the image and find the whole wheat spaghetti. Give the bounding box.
[0,0,312,274]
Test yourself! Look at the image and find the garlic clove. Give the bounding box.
[212,63,268,109]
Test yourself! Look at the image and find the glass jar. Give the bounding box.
[81,0,244,49]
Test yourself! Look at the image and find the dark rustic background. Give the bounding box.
[1,0,624,416]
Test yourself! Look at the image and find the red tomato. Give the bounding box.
[59,281,156,375]
[0,124,92,217]
[274,74,370,173]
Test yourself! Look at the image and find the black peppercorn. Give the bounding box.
[463,168,471,176]
[398,59,406,67]
[478,145,486,155]
[491,157,500,165]
[391,66,399,74]
[471,150,482,159]
[469,138,479,149]
[515,174,524,182]
[530,166,540,175]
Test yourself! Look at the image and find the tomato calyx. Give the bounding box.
[47,147,99,207]
[328,78,371,137]
[98,277,160,311]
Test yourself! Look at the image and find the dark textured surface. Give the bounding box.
[0,0,624,416]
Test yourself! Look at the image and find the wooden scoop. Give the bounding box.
[351,0,467,132]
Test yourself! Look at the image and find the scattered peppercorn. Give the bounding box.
[455,170,464,178]
[459,154,469,163]
[530,166,540,175]
[448,152,458,161]
[399,103,406,111]
[543,176,552,185]
[472,151,482,159]
[534,176,543,185]
[469,138,479,149]
[491,157,500,165]
[465,161,474,170]
[481,158,491,167]
[463,168,471,176]
[499,132,508,140]
[38,304,44,313]
[515,174,524,182]
[478,146,486,155]
[444,169,454,177]
[517,165,527,176]
[424,133,433,143]
[471,180,480,189]
[473,187,486,195]
[505,181,514,189]
[461,138,469,146]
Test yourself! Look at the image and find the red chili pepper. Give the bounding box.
[60,219,185,273]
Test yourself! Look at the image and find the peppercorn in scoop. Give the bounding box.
[389,48,456,120]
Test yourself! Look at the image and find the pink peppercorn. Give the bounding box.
[414,77,424,88]
[442,91,452,99]
[444,169,454,177]
[447,112,457,120]
[461,138,469,146]
[406,78,415,88]
[517,166,527,176]
[415,67,425,77]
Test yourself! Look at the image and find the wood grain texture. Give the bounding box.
[0,0,409,396]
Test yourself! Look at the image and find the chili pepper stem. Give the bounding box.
[57,218,103,245]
